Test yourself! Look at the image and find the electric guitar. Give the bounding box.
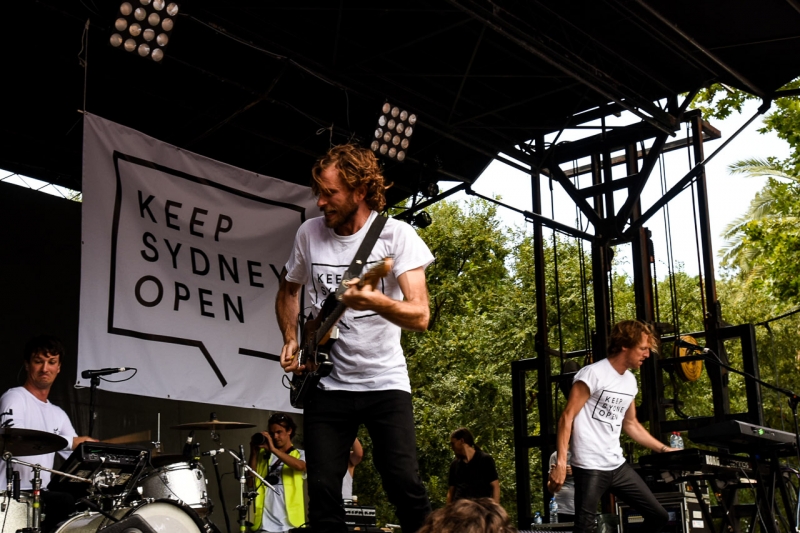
[289,258,393,408]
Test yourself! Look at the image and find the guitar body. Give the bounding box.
[289,295,337,409]
[288,258,393,409]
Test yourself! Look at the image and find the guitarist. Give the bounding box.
[276,143,434,533]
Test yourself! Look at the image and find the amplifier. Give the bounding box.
[49,442,149,497]
[616,491,710,533]
[344,505,377,527]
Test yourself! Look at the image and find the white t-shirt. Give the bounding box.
[285,211,434,392]
[0,387,77,489]
[548,450,575,515]
[570,358,637,470]
[261,449,307,533]
[342,469,353,500]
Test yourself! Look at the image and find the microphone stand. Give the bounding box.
[88,375,101,438]
[223,448,276,533]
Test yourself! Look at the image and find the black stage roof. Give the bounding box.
[5,1,800,206]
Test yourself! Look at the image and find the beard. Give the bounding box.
[322,195,359,229]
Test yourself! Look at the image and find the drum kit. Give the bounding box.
[0,415,276,533]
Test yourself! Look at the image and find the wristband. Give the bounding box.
[660,445,668,453]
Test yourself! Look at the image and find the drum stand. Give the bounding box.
[4,454,91,533]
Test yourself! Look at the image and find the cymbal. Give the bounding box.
[170,419,256,431]
[0,428,69,457]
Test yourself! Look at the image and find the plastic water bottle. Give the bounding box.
[669,431,684,449]
[549,497,559,523]
[533,511,543,524]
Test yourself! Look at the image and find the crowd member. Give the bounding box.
[418,498,515,533]
[549,320,679,533]
[342,438,363,502]
[249,413,307,532]
[277,143,434,532]
[447,428,500,504]
[548,449,575,523]
[0,335,95,532]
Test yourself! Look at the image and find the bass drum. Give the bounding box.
[53,499,216,533]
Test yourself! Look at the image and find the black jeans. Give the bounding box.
[572,463,668,533]
[304,389,431,533]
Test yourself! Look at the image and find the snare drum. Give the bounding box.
[54,499,212,533]
[0,491,31,533]
[139,461,209,515]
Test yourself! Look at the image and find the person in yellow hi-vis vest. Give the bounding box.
[248,413,307,532]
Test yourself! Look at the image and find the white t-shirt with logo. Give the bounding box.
[285,211,434,392]
[570,358,637,470]
[0,387,76,489]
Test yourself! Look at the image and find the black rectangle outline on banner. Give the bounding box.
[108,150,308,387]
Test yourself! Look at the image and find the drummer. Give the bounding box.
[0,335,96,531]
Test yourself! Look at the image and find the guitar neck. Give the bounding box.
[314,302,348,345]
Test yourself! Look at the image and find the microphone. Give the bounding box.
[201,448,226,457]
[81,367,130,379]
[674,338,708,353]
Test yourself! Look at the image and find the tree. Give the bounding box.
[718,159,800,300]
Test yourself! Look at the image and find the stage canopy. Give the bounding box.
[5,1,800,206]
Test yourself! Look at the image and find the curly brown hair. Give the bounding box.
[418,498,516,533]
[311,144,388,212]
[607,320,659,356]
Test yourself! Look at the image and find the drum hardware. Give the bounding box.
[3,453,91,533]
[170,413,255,533]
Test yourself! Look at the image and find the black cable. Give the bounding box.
[100,368,138,383]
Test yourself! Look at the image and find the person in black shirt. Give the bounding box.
[447,428,500,503]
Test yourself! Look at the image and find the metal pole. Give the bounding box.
[690,114,730,421]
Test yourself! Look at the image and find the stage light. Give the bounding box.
[411,211,432,229]
[421,180,439,197]
[111,0,176,61]
[371,102,417,162]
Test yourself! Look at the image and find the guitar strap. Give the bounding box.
[335,214,389,299]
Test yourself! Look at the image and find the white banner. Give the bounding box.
[78,114,317,411]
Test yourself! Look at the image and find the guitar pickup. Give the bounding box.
[330,326,340,340]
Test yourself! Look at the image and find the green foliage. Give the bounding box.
[352,198,800,530]
[718,159,800,301]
